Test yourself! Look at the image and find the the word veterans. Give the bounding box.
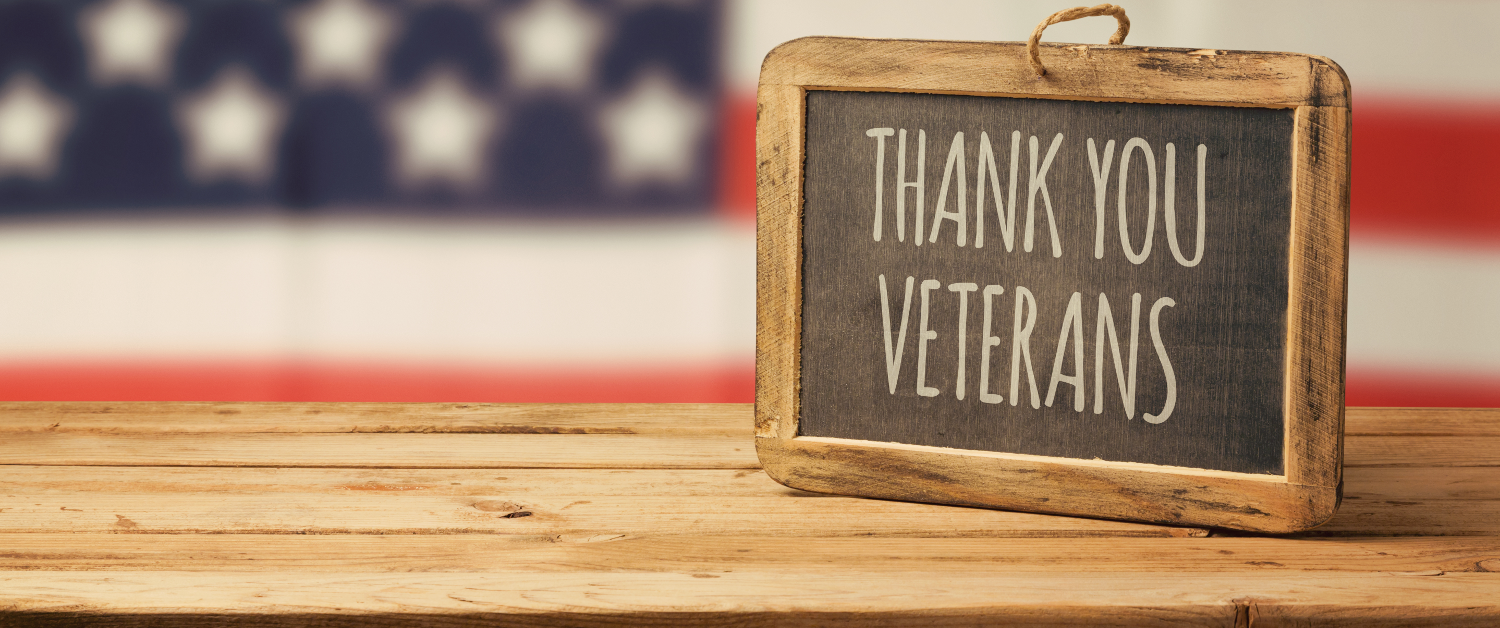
[877,275,1177,423]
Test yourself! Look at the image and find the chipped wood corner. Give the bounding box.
[754,37,1349,534]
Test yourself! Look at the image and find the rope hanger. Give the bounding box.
[1029,4,1131,77]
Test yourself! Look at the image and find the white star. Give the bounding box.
[177,67,287,184]
[79,0,184,86]
[598,71,706,189]
[386,70,498,189]
[289,0,394,89]
[498,0,606,92]
[0,74,73,180]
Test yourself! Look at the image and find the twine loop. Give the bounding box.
[1028,4,1131,77]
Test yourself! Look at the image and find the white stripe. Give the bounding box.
[4,217,1493,377]
[0,216,756,365]
[0,219,294,359]
[727,0,1500,98]
[1347,238,1500,375]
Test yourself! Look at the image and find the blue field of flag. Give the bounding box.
[0,0,721,215]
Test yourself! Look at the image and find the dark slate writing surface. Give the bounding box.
[799,90,1292,475]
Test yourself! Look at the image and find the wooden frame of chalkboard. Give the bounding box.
[755,37,1349,533]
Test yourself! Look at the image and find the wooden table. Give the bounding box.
[1,403,1497,626]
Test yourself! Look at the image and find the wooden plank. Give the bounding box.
[1344,467,1500,501]
[754,82,805,442]
[0,467,786,497]
[761,436,1336,534]
[1305,500,1500,537]
[11,463,1500,537]
[4,465,1491,504]
[0,433,759,469]
[0,467,798,497]
[0,403,1491,438]
[1284,104,1350,490]
[0,402,754,435]
[0,534,1496,574]
[0,401,1493,624]
[4,430,1493,478]
[3,432,1493,470]
[1346,407,1500,437]
[0,403,1492,437]
[1315,470,1500,536]
[1346,436,1500,468]
[760,38,1350,107]
[0,467,1201,538]
[759,438,1500,536]
[1,571,1495,625]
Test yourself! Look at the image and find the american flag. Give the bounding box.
[0,0,1496,408]
[0,0,752,402]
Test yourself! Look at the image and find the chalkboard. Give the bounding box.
[754,37,1349,533]
[800,91,1292,475]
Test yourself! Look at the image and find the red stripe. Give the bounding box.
[717,95,757,222]
[0,361,755,403]
[5,360,1490,408]
[1346,369,1500,409]
[1353,100,1500,243]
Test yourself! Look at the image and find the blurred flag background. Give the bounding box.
[0,0,1494,406]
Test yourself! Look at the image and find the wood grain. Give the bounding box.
[0,402,753,435]
[0,409,1480,471]
[760,38,1350,108]
[0,403,1495,625]
[1305,500,1500,537]
[0,466,1200,538]
[0,534,1494,573]
[0,403,1483,435]
[4,462,1493,537]
[0,433,757,469]
[0,422,1478,472]
[759,436,1334,534]
[1284,104,1351,490]
[1344,467,1500,501]
[3,572,1495,626]
[1346,437,1500,468]
[755,82,805,442]
[1346,407,1500,436]
[4,464,1487,501]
